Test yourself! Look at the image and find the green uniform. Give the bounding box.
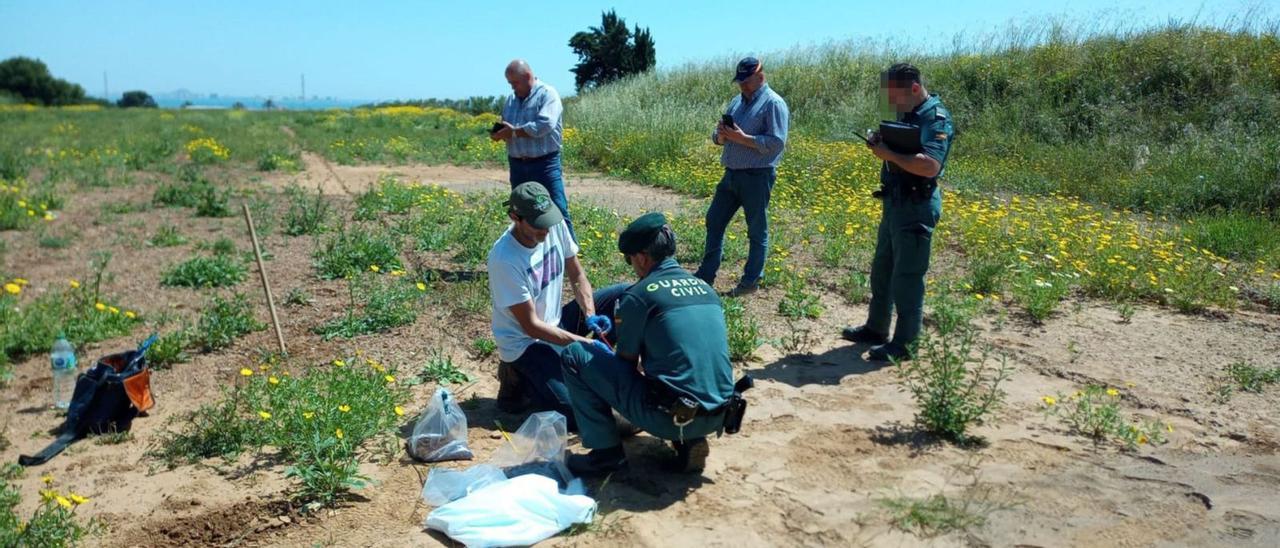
[867,94,953,345]
[561,257,735,449]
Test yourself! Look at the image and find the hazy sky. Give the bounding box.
[0,0,1262,101]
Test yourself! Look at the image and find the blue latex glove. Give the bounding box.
[585,314,612,335]
[591,339,614,356]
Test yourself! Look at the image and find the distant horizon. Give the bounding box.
[2,0,1267,105]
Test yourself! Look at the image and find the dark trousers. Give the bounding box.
[695,167,775,287]
[503,283,630,427]
[508,151,575,239]
[865,189,943,345]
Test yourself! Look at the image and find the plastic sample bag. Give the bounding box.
[408,387,473,462]
[489,411,571,487]
[422,464,507,507]
[424,474,596,547]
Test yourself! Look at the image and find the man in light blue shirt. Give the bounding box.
[694,57,789,297]
[491,59,575,238]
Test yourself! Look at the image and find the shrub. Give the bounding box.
[161,254,247,288]
[147,224,188,247]
[312,225,402,280]
[723,297,761,362]
[315,274,423,339]
[897,291,1010,444]
[148,355,409,507]
[1041,385,1169,449]
[284,186,332,236]
[190,293,265,352]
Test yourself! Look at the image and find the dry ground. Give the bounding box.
[1,157,1278,547]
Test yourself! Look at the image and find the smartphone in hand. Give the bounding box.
[490,122,505,134]
[721,114,735,128]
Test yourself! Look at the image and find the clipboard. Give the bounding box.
[879,121,922,154]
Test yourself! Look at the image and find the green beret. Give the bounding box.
[617,212,668,255]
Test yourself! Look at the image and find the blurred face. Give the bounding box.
[623,252,654,278]
[883,79,921,112]
[506,70,534,98]
[509,212,549,245]
[737,71,764,96]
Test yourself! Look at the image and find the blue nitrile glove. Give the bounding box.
[591,340,614,356]
[585,315,612,335]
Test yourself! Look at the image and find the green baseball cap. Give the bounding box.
[504,182,563,229]
[618,212,668,254]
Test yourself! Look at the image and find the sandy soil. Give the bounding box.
[1,158,1277,548]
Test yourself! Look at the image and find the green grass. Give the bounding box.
[312,225,403,280]
[1224,361,1280,394]
[160,254,247,288]
[415,351,472,385]
[284,185,333,236]
[190,293,265,352]
[0,257,140,363]
[878,492,989,538]
[314,273,424,340]
[147,224,188,247]
[147,355,409,507]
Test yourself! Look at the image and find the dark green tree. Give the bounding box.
[117,90,158,108]
[0,56,87,106]
[568,10,656,92]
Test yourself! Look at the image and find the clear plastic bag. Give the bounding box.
[408,387,473,462]
[489,411,571,487]
[421,464,506,507]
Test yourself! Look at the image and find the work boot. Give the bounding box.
[841,325,889,345]
[868,342,913,362]
[495,361,526,414]
[665,437,710,474]
[726,281,759,298]
[567,445,628,477]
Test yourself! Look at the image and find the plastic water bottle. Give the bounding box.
[51,334,77,409]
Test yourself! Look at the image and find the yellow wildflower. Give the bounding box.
[1106,388,1119,397]
[338,404,351,413]
[94,302,106,311]
[384,374,396,384]
[333,359,346,367]
[416,281,427,291]
[258,411,272,420]
[394,406,405,416]
[369,264,381,273]
[335,428,344,439]
[303,411,315,420]
[56,496,72,509]
[69,494,89,505]
[239,368,254,377]
[1041,395,1056,406]
[13,278,27,285]
[124,310,136,319]
[69,279,80,289]
[3,283,19,295]
[41,474,53,485]
[108,306,119,314]
[268,376,280,385]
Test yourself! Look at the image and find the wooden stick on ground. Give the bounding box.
[243,203,287,355]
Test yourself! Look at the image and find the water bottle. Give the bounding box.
[51,334,77,409]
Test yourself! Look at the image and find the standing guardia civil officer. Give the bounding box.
[694,57,789,297]
[842,63,954,362]
[490,59,575,238]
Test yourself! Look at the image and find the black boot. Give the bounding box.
[665,437,710,473]
[567,445,628,477]
[868,342,913,362]
[841,325,889,345]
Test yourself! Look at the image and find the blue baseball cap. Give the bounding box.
[734,57,762,82]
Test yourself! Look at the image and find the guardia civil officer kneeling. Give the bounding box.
[561,213,750,476]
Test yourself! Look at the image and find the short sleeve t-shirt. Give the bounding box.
[487,221,579,362]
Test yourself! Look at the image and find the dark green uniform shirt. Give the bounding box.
[880,94,954,187]
[614,258,735,411]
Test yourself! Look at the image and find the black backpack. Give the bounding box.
[19,339,155,467]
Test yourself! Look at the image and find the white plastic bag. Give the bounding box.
[424,474,596,548]
[490,411,570,487]
[408,387,473,462]
[421,464,506,507]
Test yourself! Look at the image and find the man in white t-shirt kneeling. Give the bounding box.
[487,182,616,430]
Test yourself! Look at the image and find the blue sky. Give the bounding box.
[0,0,1263,102]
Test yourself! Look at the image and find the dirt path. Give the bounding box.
[261,152,698,217]
[1,158,1278,547]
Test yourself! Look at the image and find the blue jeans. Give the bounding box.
[695,167,775,287]
[561,343,725,449]
[503,284,630,428]
[508,151,575,239]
